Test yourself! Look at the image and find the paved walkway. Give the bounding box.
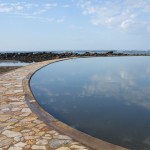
[0,59,89,150]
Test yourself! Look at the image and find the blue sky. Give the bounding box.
[0,0,150,51]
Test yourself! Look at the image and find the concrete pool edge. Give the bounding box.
[23,57,128,150]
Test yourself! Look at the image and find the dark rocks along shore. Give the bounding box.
[0,51,149,63]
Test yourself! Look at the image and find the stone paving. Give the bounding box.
[0,59,90,150]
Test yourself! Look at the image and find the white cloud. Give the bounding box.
[78,0,150,32]
[0,2,33,13]
[33,3,57,15]
[56,18,65,23]
[0,3,13,12]
[24,3,39,9]
[120,19,134,30]
[0,7,12,13]
[0,2,65,24]
[44,3,58,8]
[62,4,70,8]
[33,9,46,15]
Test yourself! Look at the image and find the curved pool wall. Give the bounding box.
[30,57,150,150]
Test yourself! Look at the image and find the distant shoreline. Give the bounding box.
[1,51,150,63]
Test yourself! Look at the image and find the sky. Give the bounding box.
[0,0,150,51]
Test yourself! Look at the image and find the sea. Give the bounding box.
[0,50,150,55]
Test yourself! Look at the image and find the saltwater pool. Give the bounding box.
[30,57,150,150]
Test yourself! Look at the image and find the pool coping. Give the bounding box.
[23,57,128,150]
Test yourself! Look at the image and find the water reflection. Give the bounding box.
[82,69,150,110]
[30,57,150,150]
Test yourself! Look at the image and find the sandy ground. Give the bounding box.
[0,66,21,74]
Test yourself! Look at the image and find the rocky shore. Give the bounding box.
[0,51,149,63]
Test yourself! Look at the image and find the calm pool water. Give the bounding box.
[30,57,150,150]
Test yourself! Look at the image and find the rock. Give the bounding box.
[8,147,22,150]
[33,120,43,124]
[12,127,25,132]
[12,108,21,111]
[70,145,86,149]
[48,130,57,135]
[4,126,14,130]
[7,119,18,124]
[35,132,45,136]
[24,136,39,140]
[0,115,11,122]
[13,90,23,93]
[21,117,37,122]
[1,108,10,112]
[20,112,31,117]
[14,142,26,147]
[25,139,36,145]
[36,139,48,145]
[0,136,6,141]
[106,51,114,55]
[32,128,40,133]
[0,136,13,147]
[53,135,72,140]
[42,136,52,140]
[21,108,32,113]
[36,123,46,129]
[31,145,46,150]
[2,130,22,138]
[49,139,71,149]
[70,142,80,145]
[14,136,22,142]
[21,129,31,133]
[56,147,70,150]
[24,145,31,149]
[45,134,51,137]
[10,102,25,105]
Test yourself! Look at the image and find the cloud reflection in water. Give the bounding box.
[82,68,150,110]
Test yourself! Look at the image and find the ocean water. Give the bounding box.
[0,50,150,54]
